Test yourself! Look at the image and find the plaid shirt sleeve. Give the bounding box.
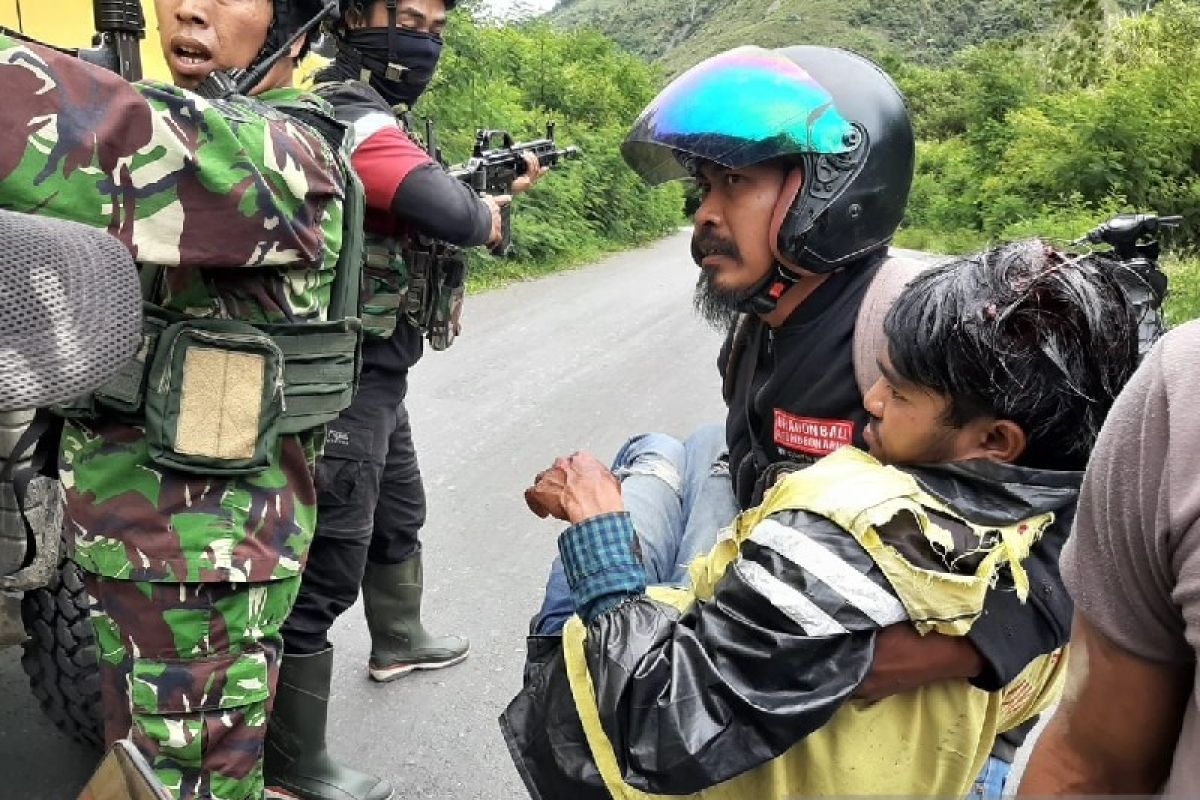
[558,511,647,623]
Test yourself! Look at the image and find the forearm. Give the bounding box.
[857,624,983,701]
[1017,613,1191,795]
[390,165,493,247]
[1018,705,1165,794]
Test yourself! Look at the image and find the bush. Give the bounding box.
[1165,256,1200,327]
[894,0,1200,322]
[412,15,685,286]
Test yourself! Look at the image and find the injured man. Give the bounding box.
[502,239,1146,799]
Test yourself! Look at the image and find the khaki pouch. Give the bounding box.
[144,320,283,476]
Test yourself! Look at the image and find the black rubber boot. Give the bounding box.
[362,554,470,682]
[264,647,393,800]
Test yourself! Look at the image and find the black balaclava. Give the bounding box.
[329,1,443,108]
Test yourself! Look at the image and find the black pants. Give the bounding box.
[282,364,427,655]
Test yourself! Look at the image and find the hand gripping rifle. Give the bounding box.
[0,0,145,81]
[447,123,582,257]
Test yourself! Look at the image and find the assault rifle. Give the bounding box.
[0,0,144,81]
[84,0,145,82]
[447,123,582,256]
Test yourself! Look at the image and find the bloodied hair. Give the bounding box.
[883,239,1141,471]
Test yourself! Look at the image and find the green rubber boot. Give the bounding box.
[362,554,470,682]
[263,647,393,800]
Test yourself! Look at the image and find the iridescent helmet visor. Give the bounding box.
[622,46,860,185]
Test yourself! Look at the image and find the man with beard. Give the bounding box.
[262,2,545,798]
[528,45,1070,796]
[0,0,358,797]
[507,237,1141,798]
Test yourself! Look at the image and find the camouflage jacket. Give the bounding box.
[0,34,347,582]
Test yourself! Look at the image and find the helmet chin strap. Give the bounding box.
[735,164,810,315]
[195,0,336,98]
[736,261,803,316]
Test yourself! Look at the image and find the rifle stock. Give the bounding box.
[0,0,144,81]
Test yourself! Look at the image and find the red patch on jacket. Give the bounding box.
[773,411,854,457]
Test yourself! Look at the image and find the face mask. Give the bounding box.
[344,27,443,108]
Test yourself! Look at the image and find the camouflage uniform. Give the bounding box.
[0,35,348,800]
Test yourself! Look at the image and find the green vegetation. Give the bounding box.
[893,0,1200,322]
[548,0,1142,75]
[411,13,684,289]
[410,1,1199,325]
[1164,257,1200,326]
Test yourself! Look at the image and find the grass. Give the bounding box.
[465,227,684,293]
[468,224,1200,330]
[465,239,611,293]
[892,226,990,256]
[1165,255,1200,325]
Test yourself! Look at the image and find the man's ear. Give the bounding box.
[288,34,307,62]
[978,419,1027,464]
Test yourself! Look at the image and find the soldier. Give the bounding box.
[262,2,543,798]
[0,0,360,797]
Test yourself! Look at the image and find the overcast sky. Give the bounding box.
[476,0,558,17]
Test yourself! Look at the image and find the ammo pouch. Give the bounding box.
[57,156,367,476]
[403,237,468,351]
[361,238,408,339]
[62,305,362,477]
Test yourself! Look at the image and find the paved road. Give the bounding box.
[0,234,1049,797]
[0,230,728,798]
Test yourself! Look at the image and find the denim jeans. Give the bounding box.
[968,755,1011,799]
[531,423,738,634]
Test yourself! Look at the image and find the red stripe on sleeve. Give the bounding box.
[350,126,436,212]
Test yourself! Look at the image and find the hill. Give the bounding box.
[545,0,1141,74]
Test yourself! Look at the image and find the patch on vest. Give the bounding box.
[326,428,352,448]
[773,410,854,457]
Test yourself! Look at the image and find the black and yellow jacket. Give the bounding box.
[501,447,1077,798]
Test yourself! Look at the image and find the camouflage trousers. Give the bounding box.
[85,575,301,800]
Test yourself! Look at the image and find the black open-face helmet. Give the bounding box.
[255,0,336,64]
[623,45,914,274]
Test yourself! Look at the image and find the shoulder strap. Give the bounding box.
[272,91,364,323]
[328,165,365,322]
[852,254,933,397]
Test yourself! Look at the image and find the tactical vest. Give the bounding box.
[561,447,1068,798]
[314,78,468,351]
[57,95,366,477]
[357,205,466,352]
[361,231,409,339]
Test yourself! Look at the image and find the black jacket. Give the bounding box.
[501,459,1081,798]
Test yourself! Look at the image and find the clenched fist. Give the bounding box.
[524,451,624,525]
